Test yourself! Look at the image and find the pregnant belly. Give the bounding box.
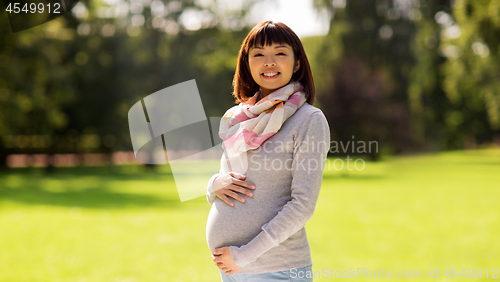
[206,197,285,252]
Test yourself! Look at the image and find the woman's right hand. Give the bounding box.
[212,172,255,206]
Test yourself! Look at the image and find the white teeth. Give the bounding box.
[263,72,278,77]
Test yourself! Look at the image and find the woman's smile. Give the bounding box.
[261,71,280,79]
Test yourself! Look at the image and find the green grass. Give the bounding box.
[0,149,499,281]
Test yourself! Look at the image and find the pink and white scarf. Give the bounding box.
[219,81,307,156]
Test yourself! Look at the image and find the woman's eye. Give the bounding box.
[254,54,263,57]
[277,52,286,56]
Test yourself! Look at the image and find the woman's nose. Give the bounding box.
[264,57,276,67]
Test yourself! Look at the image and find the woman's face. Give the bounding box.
[248,43,300,97]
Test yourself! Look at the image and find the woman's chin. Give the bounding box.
[260,83,287,94]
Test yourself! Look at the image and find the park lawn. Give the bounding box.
[0,149,499,282]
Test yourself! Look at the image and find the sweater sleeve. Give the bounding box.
[228,111,330,267]
[207,151,227,205]
[207,108,237,206]
[206,173,219,206]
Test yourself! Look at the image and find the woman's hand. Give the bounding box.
[213,172,255,206]
[211,247,242,275]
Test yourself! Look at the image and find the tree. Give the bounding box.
[312,0,419,158]
[439,0,500,147]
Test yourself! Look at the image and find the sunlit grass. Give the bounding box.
[310,149,500,281]
[0,149,499,281]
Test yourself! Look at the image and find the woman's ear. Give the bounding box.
[293,58,300,73]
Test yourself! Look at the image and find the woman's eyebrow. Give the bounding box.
[250,45,290,51]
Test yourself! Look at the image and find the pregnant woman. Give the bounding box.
[206,21,330,282]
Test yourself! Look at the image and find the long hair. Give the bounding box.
[232,21,316,105]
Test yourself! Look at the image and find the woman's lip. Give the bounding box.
[261,71,280,75]
[261,73,280,79]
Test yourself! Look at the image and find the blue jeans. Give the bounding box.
[219,264,313,282]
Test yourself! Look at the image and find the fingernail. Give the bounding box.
[249,193,253,197]
[252,186,255,189]
[242,198,245,202]
[230,203,234,206]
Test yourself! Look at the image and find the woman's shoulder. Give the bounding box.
[294,103,326,120]
[283,103,328,132]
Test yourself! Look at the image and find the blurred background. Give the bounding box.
[1,0,499,164]
[0,0,499,281]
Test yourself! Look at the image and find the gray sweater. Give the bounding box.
[205,103,330,274]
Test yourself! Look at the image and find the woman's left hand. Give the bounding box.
[211,246,242,275]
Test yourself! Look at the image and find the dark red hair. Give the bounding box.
[232,21,316,105]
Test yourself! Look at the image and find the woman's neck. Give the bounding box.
[261,88,272,98]
[258,88,271,102]
[256,89,263,103]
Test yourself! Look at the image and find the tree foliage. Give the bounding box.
[0,0,260,166]
[1,0,499,166]
[311,0,500,155]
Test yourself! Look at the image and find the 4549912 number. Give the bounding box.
[443,268,498,279]
[5,2,61,14]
